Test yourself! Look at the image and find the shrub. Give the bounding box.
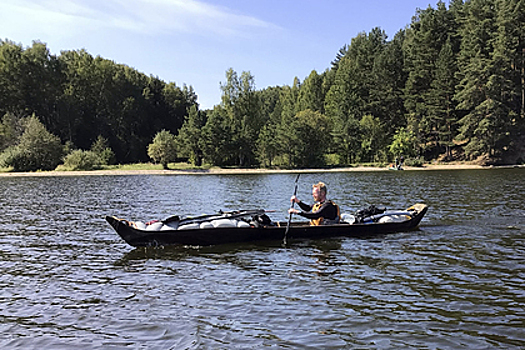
[90,135,116,165]
[404,157,424,167]
[0,116,64,172]
[0,146,25,170]
[62,150,102,170]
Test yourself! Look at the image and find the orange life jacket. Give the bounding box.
[310,200,341,226]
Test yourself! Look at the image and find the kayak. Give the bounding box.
[106,203,428,247]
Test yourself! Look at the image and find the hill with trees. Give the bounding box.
[1,0,524,171]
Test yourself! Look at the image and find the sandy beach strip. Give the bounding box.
[0,163,521,177]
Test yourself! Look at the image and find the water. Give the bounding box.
[0,169,524,349]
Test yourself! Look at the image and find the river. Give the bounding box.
[0,169,524,349]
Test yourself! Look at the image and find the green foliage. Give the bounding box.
[389,128,418,159]
[62,149,102,170]
[0,41,197,164]
[90,135,116,165]
[1,0,524,168]
[0,115,64,171]
[147,130,178,169]
[288,109,330,168]
[404,157,424,167]
[177,105,206,166]
[0,112,24,151]
[296,70,324,113]
[200,107,232,166]
[453,0,522,161]
[0,146,23,170]
[359,114,387,162]
[220,68,261,166]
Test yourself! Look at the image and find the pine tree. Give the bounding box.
[296,70,324,113]
[491,0,525,161]
[324,56,360,164]
[455,0,503,160]
[428,38,458,159]
[369,30,408,139]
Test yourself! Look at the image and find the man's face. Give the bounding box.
[312,187,322,202]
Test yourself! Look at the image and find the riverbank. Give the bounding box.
[0,163,522,177]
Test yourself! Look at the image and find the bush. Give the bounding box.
[147,130,177,169]
[404,157,424,167]
[0,146,25,170]
[62,150,102,170]
[4,115,64,171]
[90,135,116,165]
[0,116,64,171]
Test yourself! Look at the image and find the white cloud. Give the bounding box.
[117,0,282,38]
[0,0,280,42]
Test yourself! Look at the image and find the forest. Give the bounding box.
[0,0,524,171]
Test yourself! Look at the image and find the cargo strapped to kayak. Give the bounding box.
[354,205,386,223]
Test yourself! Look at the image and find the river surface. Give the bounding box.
[0,169,524,349]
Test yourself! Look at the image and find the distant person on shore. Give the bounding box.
[288,182,340,225]
[398,155,404,170]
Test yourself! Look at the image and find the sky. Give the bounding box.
[0,0,446,109]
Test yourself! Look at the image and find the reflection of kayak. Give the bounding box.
[106,204,428,247]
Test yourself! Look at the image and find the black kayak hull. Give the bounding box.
[106,204,428,247]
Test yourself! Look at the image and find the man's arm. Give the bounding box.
[296,201,312,212]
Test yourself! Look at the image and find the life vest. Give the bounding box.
[310,200,341,226]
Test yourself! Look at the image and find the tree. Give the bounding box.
[177,105,206,166]
[200,107,232,166]
[404,1,460,157]
[220,68,262,166]
[358,114,386,162]
[0,115,64,171]
[369,30,408,135]
[427,38,459,160]
[490,0,525,162]
[276,80,300,166]
[296,70,324,113]
[288,109,330,168]
[256,124,279,167]
[147,130,177,169]
[389,127,418,159]
[325,56,360,164]
[62,149,102,170]
[0,112,25,151]
[90,135,116,165]
[455,0,502,160]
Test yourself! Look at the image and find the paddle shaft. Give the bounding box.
[283,174,301,244]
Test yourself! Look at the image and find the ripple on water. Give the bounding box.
[0,170,524,349]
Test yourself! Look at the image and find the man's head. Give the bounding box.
[312,182,327,202]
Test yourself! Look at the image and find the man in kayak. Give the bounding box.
[288,182,340,225]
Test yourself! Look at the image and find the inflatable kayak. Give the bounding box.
[106,204,428,247]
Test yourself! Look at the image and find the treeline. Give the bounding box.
[1,0,524,171]
[0,42,198,167]
[176,0,524,167]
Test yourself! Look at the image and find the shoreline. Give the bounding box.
[0,164,522,177]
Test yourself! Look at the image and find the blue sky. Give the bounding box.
[0,0,445,109]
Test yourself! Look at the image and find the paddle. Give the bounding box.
[283,173,301,245]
